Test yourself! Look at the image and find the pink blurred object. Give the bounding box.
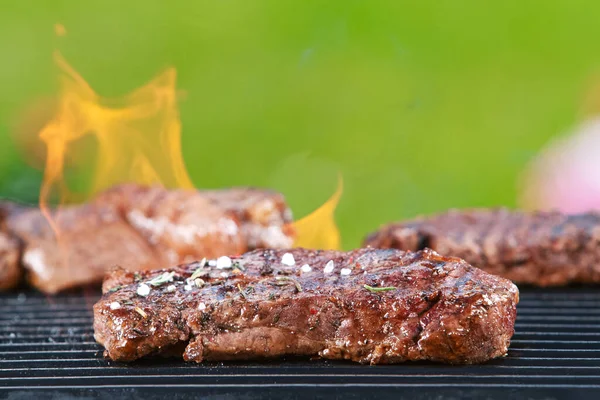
[520,118,600,213]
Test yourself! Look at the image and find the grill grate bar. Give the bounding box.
[0,318,93,325]
[0,349,99,355]
[516,323,600,329]
[3,364,600,371]
[5,374,600,383]
[514,332,600,337]
[513,315,600,321]
[4,383,600,390]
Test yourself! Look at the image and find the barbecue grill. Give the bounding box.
[1,288,599,399]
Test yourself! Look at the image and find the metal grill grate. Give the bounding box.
[2,288,600,399]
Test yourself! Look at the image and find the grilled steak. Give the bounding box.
[0,207,21,290]
[0,184,294,293]
[200,188,294,249]
[0,232,20,290]
[364,208,600,286]
[94,248,519,365]
[5,202,169,294]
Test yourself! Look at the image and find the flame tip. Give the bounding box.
[292,174,343,251]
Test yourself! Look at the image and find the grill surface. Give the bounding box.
[1,288,600,399]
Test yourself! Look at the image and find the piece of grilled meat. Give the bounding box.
[94,248,518,365]
[0,232,20,290]
[0,184,294,293]
[199,188,294,249]
[0,207,21,290]
[364,208,600,286]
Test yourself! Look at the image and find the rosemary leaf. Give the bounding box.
[237,284,248,300]
[190,258,208,280]
[147,272,175,287]
[275,276,303,293]
[233,261,245,271]
[107,285,122,293]
[364,284,397,293]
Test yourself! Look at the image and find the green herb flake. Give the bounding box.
[363,284,397,293]
[275,276,303,293]
[107,285,123,293]
[233,261,245,272]
[190,258,208,280]
[147,272,175,287]
[237,284,248,300]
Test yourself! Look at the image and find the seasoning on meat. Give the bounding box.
[94,247,519,365]
[364,208,600,286]
[0,184,294,293]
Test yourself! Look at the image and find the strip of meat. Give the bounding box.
[0,184,294,293]
[0,206,22,290]
[199,188,294,249]
[93,248,519,365]
[364,208,600,286]
[5,203,168,294]
[0,232,20,290]
[97,184,295,251]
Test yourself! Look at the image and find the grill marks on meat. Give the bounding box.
[0,184,294,293]
[93,248,518,365]
[364,208,600,286]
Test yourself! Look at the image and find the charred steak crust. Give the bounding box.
[364,208,600,286]
[93,248,519,365]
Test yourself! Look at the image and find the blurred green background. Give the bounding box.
[0,0,597,249]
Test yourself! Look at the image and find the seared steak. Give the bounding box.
[94,248,518,365]
[0,207,21,290]
[0,184,294,293]
[0,232,20,290]
[5,202,167,294]
[364,208,600,286]
[200,188,294,249]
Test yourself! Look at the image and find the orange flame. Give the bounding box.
[292,176,342,250]
[36,52,341,249]
[39,51,193,212]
